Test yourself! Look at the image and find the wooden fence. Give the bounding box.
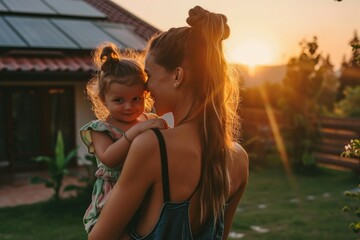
[315,117,360,171]
[241,108,360,171]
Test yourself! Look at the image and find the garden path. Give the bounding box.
[0,169,86,208]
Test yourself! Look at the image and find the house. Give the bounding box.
[0,0,159,174]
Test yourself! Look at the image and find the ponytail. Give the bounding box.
[147,6,241,223]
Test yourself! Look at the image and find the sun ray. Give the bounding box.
[259,84,302,203]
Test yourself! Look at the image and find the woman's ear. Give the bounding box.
[173,67,184,88]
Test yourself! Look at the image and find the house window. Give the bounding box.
[0,86,75,171]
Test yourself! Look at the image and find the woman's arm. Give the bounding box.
[88,131,159,240]
[223,143,249,239]
[92,119,166,168]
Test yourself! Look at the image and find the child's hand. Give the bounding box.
[136,118,169,133]
[125,119,168,142]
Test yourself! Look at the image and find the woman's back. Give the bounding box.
[131,122,247,238]
[132,123,202,236]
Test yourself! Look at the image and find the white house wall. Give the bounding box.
[74,81,96,164]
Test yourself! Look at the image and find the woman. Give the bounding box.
[89,5,249,240]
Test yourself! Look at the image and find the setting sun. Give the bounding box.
[226,38,277,67]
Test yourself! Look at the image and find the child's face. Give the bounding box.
[104,82,145,123]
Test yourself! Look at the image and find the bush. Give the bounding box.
[31,131,78,200]
[336,86,360,117]
[342,139,360,234]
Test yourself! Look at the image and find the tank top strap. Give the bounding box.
[151,128,170,202]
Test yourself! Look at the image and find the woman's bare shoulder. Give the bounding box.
[229,142,249,192]
[120,129,162,182]
[129,129,160,158]
[232,142,249,167]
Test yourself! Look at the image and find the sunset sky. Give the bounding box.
[113,0,359,70]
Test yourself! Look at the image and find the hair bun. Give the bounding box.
[100,46,119,63]
[100,46,120,72]
[187,6,209,29]
[186,6,230,40]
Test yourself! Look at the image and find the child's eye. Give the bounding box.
[114,98,124,103]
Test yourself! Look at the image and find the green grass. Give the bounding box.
[231,166,360,240]
[0,166,359,240]
[0,191,89,240]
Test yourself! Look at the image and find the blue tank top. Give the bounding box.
[129,128,225,240]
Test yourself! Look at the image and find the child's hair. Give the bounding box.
[86,41,150,120]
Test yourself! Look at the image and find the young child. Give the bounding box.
[80,42,167,233]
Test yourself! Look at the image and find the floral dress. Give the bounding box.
[80,113,158,233]
[80,120,124,233]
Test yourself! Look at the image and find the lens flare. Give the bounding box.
[259,85,302,202]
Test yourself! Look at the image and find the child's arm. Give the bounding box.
[88,130,158,240]
[91,118,167,168]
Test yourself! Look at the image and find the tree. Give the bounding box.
[313,55,340,113]
[336,86,360,117]
[339,32,360,100]
[349,32,360,66]
[279,36,339,168]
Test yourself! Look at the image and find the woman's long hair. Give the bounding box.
[147,6,241,222]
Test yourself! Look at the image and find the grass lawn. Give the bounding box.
[231,166,360,240]
[0,166,359,240]
[0,191,89,240]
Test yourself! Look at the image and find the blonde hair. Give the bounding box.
[147,6,241,222]
[86,41,151,120]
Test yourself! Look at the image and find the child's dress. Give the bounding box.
[80,113,158,233]
[80,120,124,233]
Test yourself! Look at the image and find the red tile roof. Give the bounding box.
[0,55,95,72]
[85,0,160,40]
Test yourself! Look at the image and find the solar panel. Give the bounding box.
[44,0,106,18]
[0,1,9,12]
[0,17,27,47]
[2,0,56,14]
[5,16,78,49]
[98,22,146,50]
[52,19,121,49]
